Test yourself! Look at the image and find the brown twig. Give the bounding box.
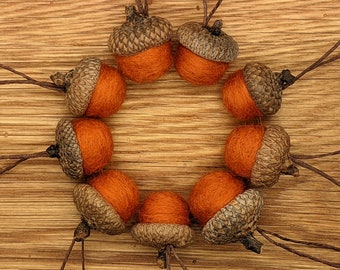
[0,63,65,92]
[202,0,223,27]
[282,40,340,90]
[290,155,340,187]
[257,227,340,268]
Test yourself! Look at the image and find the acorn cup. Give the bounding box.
[174,0,238,85]
[108,0,173,83]
[131,191,194,270]
[224,124,340,187]
[189,171,340,268]
[222,40,340,121]
[0,118,113,180]
[60,170,140,269]
[0,56,126,118]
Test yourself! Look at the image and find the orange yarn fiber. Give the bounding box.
[175,45,229,85]
[72,118,113,176]
[115,41,173,83]
[89,170,140,222]
[139,191,190,226]
[224,125,266,179]
[222,69,263,120]
[86,64,126,118]
[189,171,245,225]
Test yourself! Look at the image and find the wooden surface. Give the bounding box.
[0,1,339,269]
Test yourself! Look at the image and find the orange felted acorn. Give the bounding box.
[222,40,340,120]
[224,124,340,187]
[189,171,340,267]
[108,1,173,83]
[131,191,194,269]
[189,171,264,253]
[0,118,113,180]
[0,57,126,118]
[175,0,238,85]
[61,169,140,269]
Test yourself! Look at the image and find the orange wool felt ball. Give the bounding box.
[85,63,126,118]
[224,125,265,179]
[222,69,263,120]
[89,170,140,222]
[72,118,113,176]
[189,171,245,225]
[175,45,229,85]
[139,191,190,226]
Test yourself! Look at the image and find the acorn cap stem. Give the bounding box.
[282,39,340,90]
[134,0,149,17]
[0,146,59,175]
[0,63,66,92]
[257,227,340,268]
[60,220,90,270]
[239,234,263,254]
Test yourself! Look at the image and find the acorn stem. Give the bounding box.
[239,234,263,254]
[290,156,340,187]
[282,39,340,90]
[135,0,149,17]
[257,227,340,268]
[202,0,223,27]
[60,220,90,270]
[0,63,66,92]
[0,145,59,175]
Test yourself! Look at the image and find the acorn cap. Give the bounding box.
[131,223,194,249]
[50,57,102,116]
[177,21,238,63]
[202,189,263,244]
[108,6,172,56]
[73,183,126,235]
[243,62,283,116]
[251,125,295,187]
[55,119,83,180]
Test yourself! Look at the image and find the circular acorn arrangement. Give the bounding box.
[0,1,340,270]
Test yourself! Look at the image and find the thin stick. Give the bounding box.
[291,150,340,160]
[81,240,85,270]
[257,227,340,268]
[166,245,171,270]
[203,0,223,27]
[169,245,188,270]
[0,63,65,92]
[206,0,223,26]
[60,239,76,270]
[291,156,340,187]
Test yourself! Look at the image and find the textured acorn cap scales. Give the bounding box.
[202,189,263,245]
[243,62,284,116]
[73,184,126,235]
[51,57,101,116]
[131,223,194,249]
[55,119,83,180]
[251,125,297,187]
[177,21,238,63]
[108,6,172,56]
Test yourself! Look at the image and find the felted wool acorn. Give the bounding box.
[60,169,140,269]
[0,56,126,118]
[131,191,194,269]
[189,171,340,267]
[108,0,172,83]
[189,171,264,254]
[224,124,340,187]
[222,40,340,120]
[0,117,113,180]
[174,0,238,85]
